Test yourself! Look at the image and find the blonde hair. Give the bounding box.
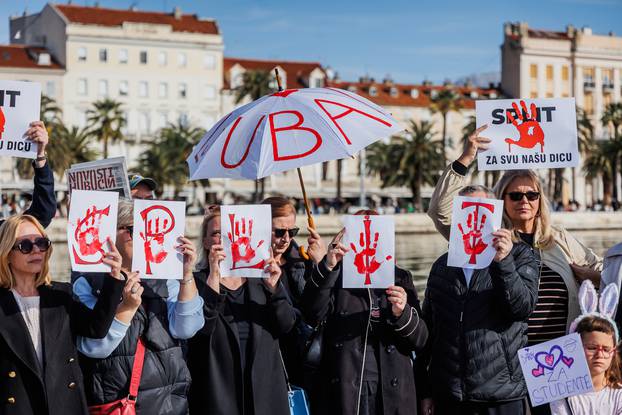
[0,215,52,289]
[197,206,221,270]
[261,196,296,219]
[493,170,554,249]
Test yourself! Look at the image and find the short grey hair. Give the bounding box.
[117,198,134,228]
[458,184,495,198]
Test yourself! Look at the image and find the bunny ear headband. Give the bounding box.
[569,280,620,343]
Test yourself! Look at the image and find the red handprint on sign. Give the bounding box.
[505,100,545,153]
[72,205,111,265]
[228,213,265,270]
[139,205,175,274]
[0,107,5,140]
[457,201,495,264]
[350,216,393,285]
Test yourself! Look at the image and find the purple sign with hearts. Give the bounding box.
[518,333,593,406]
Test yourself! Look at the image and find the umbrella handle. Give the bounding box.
[275,68,283,92]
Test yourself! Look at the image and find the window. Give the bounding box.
[178,53,187,67]
[158,51,167,66]
[470,91,479,99]
[138,112,151,134]
[430,89,438,99]
[77,78,88,95]
[78,109,88,128]
[410,89,419,98]
[98,80,108,96]
[312,78,324,88]
[584,93,594,115]
[119,81,129,96]
[46,81,56,98]
[530,91,538,98]
[562,66,569,81]
[347,85,357,93]
[584,67,595,84]
[139,50,148,64]
[139,81,148,98]
[546,65,553,80]
[119,49,128,64]
[603,69,614,86]
[159,82,168,98]
[77,47,87,62]
[203,54,215,69]
[157,112,168,129]
[389,87,398,97]
[178,83,187,99]
[368,86,378,97]
[204,85,216,100]
[99,49,107,63]
[179,112,189,127]
[530,64,537,79]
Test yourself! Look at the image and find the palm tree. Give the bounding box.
[234,70,275,201]
[86,99,126,159]
[583,140,614,207]
[367,120,444,211]
[572,108,595,202]
[601,103,622,204]
[135,121,205,197]
[48,125,99,178]
[431,88,462,165]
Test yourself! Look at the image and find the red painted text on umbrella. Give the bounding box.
[350,215,392,285]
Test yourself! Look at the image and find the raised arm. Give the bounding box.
[24,121,56,228]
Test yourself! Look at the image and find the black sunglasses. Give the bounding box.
[506,191,540,202]
[13,237,51,254]
[273,227,299,238]
[120,226,134,236]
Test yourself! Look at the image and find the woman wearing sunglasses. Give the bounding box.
[187,206,297,415]
[72,199,204,415]
[0,214,124,415]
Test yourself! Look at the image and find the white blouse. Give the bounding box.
[550,387,622,415]
[11,290,43,368]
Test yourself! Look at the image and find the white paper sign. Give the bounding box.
[131,200,186,279]
[447,196,504,269]
[476,98,578,171]
[518,333,593,407]
[67,190,119,272]
[342,215,395,288]
[67,157,131,198]
[0,80,40,158]
[220,204,272,278]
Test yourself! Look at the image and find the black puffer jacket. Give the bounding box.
[416,243,539,403]
[78,278,191,415]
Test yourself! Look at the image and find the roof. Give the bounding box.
[326,81,500,109]
[527,29,570,40]
[0,45,63,70]
[223,57,325,89]
[53,4,219,35]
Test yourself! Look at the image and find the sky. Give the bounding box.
[2,0,622,84]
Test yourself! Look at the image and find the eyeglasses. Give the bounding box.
[585,344,617,358]
[120,226,134,237]
[505,191,540,202]
[273,227,299,238]
[12,237,51,254]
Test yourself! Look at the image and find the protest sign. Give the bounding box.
[0,80,40,158]
[342,215,395,288]
[448,196,504,269]
[518,333,593,406]
[67,190,119,273]
[476,98,578,171]
[220,204,272,278]
[131,200,185,279]
[67,157,131,197]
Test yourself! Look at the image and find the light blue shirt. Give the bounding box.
[462,268,474,287]
[74,277,204,359]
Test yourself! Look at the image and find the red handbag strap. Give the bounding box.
[128,338,146,399]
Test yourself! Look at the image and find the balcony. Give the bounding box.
[583,81,595,92]
[603,83,614,93]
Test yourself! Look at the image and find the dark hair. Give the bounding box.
[577,316,622,389]
[354,209,378,216]
[261,197,296,218]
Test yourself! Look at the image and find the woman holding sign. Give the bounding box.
[72,199,204,415]
[188,207,297,415]
[0,214,125,415]
[300,209,428,415]
[428,125,602,346]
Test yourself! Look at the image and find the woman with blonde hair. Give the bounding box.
[428,125,602,347]
[0,214,124,415]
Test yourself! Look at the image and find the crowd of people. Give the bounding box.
[2,121,622,415]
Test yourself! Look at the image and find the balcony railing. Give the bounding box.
[583,81,595,91]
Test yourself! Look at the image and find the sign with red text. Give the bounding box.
[187,87,403,181]
[448,196,503,269]
[131,200,185,279]
[476,98,578,171]
[220,204,272,278]
[67,190,119,273]
[342,215,394,289]
[518,333,593,406]
[67,157,131,198]
[0,80,40,159]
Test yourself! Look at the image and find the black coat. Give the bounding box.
[187,274,297,415]
[416,243,539,403]
[78,278,191,415]
[0,277,124,415]
[301,260,429,415]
